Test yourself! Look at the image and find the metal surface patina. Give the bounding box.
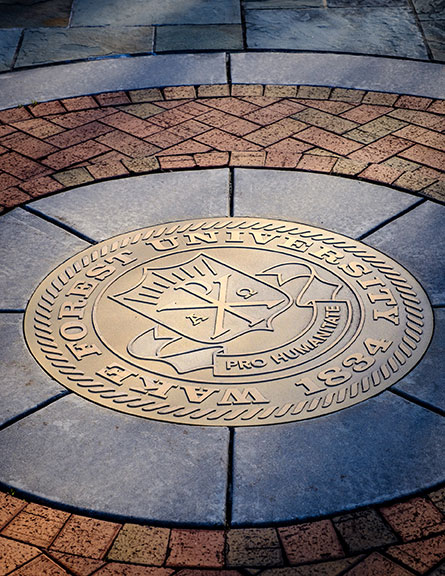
[25,218,433,426]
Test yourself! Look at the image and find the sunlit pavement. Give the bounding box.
[0,1,444,574]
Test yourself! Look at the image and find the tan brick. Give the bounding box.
[395,95,433,110]
[166,529,224,568]
[265,149,302,167]
[122,155,160,173]
[428,100,445,115]
[389,108,444,129]
[423,180,445,202]
[292,99,354,115]
[296,85,331,99]
[97,131,159,157]
[227,528,282,567]
[87,151,129,179]
[246,118,306,146]
[164,86,196,100]
[295,126,362,155]
[53,167,94,187]
[194,151,229,167]
[94,563,174,575]
[341,104,393,124]
[394,166,441,191]
[157,139,211,156]
[264,85,298,98]
[107,524,169,566]
[333,157,368,176]
[118,102,166,119]
[380,497,445,542]
[197,84,230,97]
[292,107,358,134]
[330,88,365,103]
[47,551,105,575]
[362,91,399,106]
[387,533,445,575]
[196,128,261,152]
[346,116,408,144]
[231,84,264,97]
[244,100,305,125]
[12,118,65,139]
[0,492,27,530]
[297,154,336,172]
[430,488,445,515]
[129,88,163,103]
[99,112,161,139]
[348,134,412,163]
[383,156,421,172]
[333,509,397,553]
[230,150,266,166]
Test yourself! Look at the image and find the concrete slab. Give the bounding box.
[0,394,229,525]
[0,29,21,72]
[0,208,89,310]
[71,0,241,26]
[231,392,445,524]
[364,201,445,305]
[0,53,228,110]
[29,169,230,241]
[155,24,243,52]
[230,53,445,99]
[245,8,427,59]
[394,307,445,413]
[16,27,154,68]
[0,313,66,427]
[233,169,420,238]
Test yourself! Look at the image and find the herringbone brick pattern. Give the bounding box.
[0,84,444,214]
[1,487,445,574]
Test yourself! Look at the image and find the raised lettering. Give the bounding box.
[181,385,218,403]
[218,388,269,405]
[338,261,372,278]
[310,246,344,265]
[60,321,88,341]
[373,306,399,325]
[183,232,218,245]
[66,341,102,360]
[58,299,86,320]
[278,236,313,252]
[97,364,137,386]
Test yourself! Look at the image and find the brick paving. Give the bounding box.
[1,487,445,574]
[0,84,444,215]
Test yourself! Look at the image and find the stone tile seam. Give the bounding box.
[24,205,98,245]
[358,198,426,241]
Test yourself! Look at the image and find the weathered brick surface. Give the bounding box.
[380,497,445,541]
[278,520,344,564]
[166,529,225,568]
[12,554,70,575]
[333,509,397,553]
[226,528,283,567]
[0,536,40,575]
[386,533,445,574]
[0,85,443,212]
[48,551,106,575]
[0,493,27,530]
[344,552,415,575]
[50,515,121,559]
[108,524,170,566]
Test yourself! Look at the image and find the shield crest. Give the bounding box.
[110,254,291,345]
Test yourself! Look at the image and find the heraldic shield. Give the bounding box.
[108,253,349,376]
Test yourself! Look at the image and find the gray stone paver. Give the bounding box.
[0,313,66,427]
[15,26,154,68]
[0,208,89,310]
[0,394,229,525]
[30,169,230,241]
[71,0,242,26]
[231,392,445,524]
[0,0,72,28]
[0,53,228,110]
[155,24,243,52]
[233,169,420,238]
[364,201,445,305]
[245,7,428,59]
[231,53,445,98]
[394,307,445,412]
[0,29,21,72]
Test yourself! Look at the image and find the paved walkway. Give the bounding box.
[1,3,445,575]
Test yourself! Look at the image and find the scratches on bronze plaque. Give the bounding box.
[24,218,433,426]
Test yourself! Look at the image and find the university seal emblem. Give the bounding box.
[24,218,433,426]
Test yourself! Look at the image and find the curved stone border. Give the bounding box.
[1,53,445,111]
[1,485,445,572]
[0,84,444,215]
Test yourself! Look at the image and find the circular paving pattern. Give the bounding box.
[25,217,433,426]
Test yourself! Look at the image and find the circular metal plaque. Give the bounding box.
[25,218,433,426]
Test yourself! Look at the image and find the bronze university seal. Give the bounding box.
[25,218,433,426]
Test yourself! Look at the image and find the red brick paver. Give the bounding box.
[0,84,444,213]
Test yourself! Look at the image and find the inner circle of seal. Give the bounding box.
[24,217,434,426]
